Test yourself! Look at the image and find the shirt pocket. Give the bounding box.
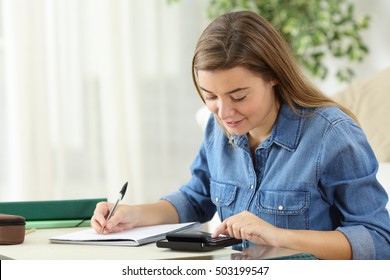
[210,180,237,221]
[255,190,310,229]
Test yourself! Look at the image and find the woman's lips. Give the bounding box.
[224,119,243,128]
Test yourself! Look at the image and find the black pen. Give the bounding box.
[101,182,128,234]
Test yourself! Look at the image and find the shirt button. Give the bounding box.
[250,185,254,189]
[278,205,284,211]
[216,197,219,202]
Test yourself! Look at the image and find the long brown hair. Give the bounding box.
[192,10,359,124]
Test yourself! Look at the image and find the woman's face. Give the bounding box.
[198,66,279,142]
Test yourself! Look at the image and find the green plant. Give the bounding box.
[170,0,371,83]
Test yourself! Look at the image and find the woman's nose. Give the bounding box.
[217,99,235,119]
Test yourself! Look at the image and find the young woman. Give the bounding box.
[92,11,390,259]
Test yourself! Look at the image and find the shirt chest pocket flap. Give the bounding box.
[210,181,237,207]
[256,190,310,215]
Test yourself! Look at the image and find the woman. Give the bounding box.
[92,11,390,259]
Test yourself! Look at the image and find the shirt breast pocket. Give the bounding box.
[210,180,237,221]
[255,190,310,229]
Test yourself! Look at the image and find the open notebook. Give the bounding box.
[49,222,199,246]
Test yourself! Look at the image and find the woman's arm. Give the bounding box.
[280,228,352,260]
[213,211,352,260]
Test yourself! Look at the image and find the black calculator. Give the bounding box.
[156,231,242,251]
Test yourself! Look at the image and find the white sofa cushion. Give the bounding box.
[333,67,390,162]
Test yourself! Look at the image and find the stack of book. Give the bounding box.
[0,198,106,229]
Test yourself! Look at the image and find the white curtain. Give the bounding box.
[0,0,208,204]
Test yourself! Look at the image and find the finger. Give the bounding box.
[214,215,239,239]
[240,225,264,244]
[104,223,133,234]
[229,223,242,239]
[90,217,103,233]
[238,225,252,241]
[223,217,241,239]
[105,206,127,231]
[226,217,250,240]
[211,221,228,238]
[91,202,111,233]
[94,202,111,218]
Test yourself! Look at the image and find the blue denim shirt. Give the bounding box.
[163,103,390,259]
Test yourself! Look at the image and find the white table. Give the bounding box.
[0,227,304,260]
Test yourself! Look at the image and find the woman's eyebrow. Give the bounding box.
[199,86,249,95]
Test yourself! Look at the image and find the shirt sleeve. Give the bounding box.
[318,117,390,259]
[337,226,375,259]
[162,116,217,224]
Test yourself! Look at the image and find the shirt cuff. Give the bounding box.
[337,225,375,259]
[161,191,198,223]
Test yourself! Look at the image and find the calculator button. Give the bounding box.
[206,236,231,243]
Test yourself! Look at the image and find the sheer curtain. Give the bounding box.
[0,0,208,203]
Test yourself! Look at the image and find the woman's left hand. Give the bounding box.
[212,211,282,247]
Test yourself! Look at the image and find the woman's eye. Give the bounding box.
[232,96,246,102]
[205,96,217,101]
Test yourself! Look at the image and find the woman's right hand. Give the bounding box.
[91,202,137,234]
[91,200,180,234]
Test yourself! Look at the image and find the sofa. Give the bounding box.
[333,67,390,162]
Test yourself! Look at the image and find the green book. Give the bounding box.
[0,198,106,221]
[26,219,91,229]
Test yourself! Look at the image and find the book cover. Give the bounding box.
[0,198,106,221]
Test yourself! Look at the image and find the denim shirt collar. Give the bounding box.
[231,103,304,152]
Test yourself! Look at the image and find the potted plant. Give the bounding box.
[170,0,371,83]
